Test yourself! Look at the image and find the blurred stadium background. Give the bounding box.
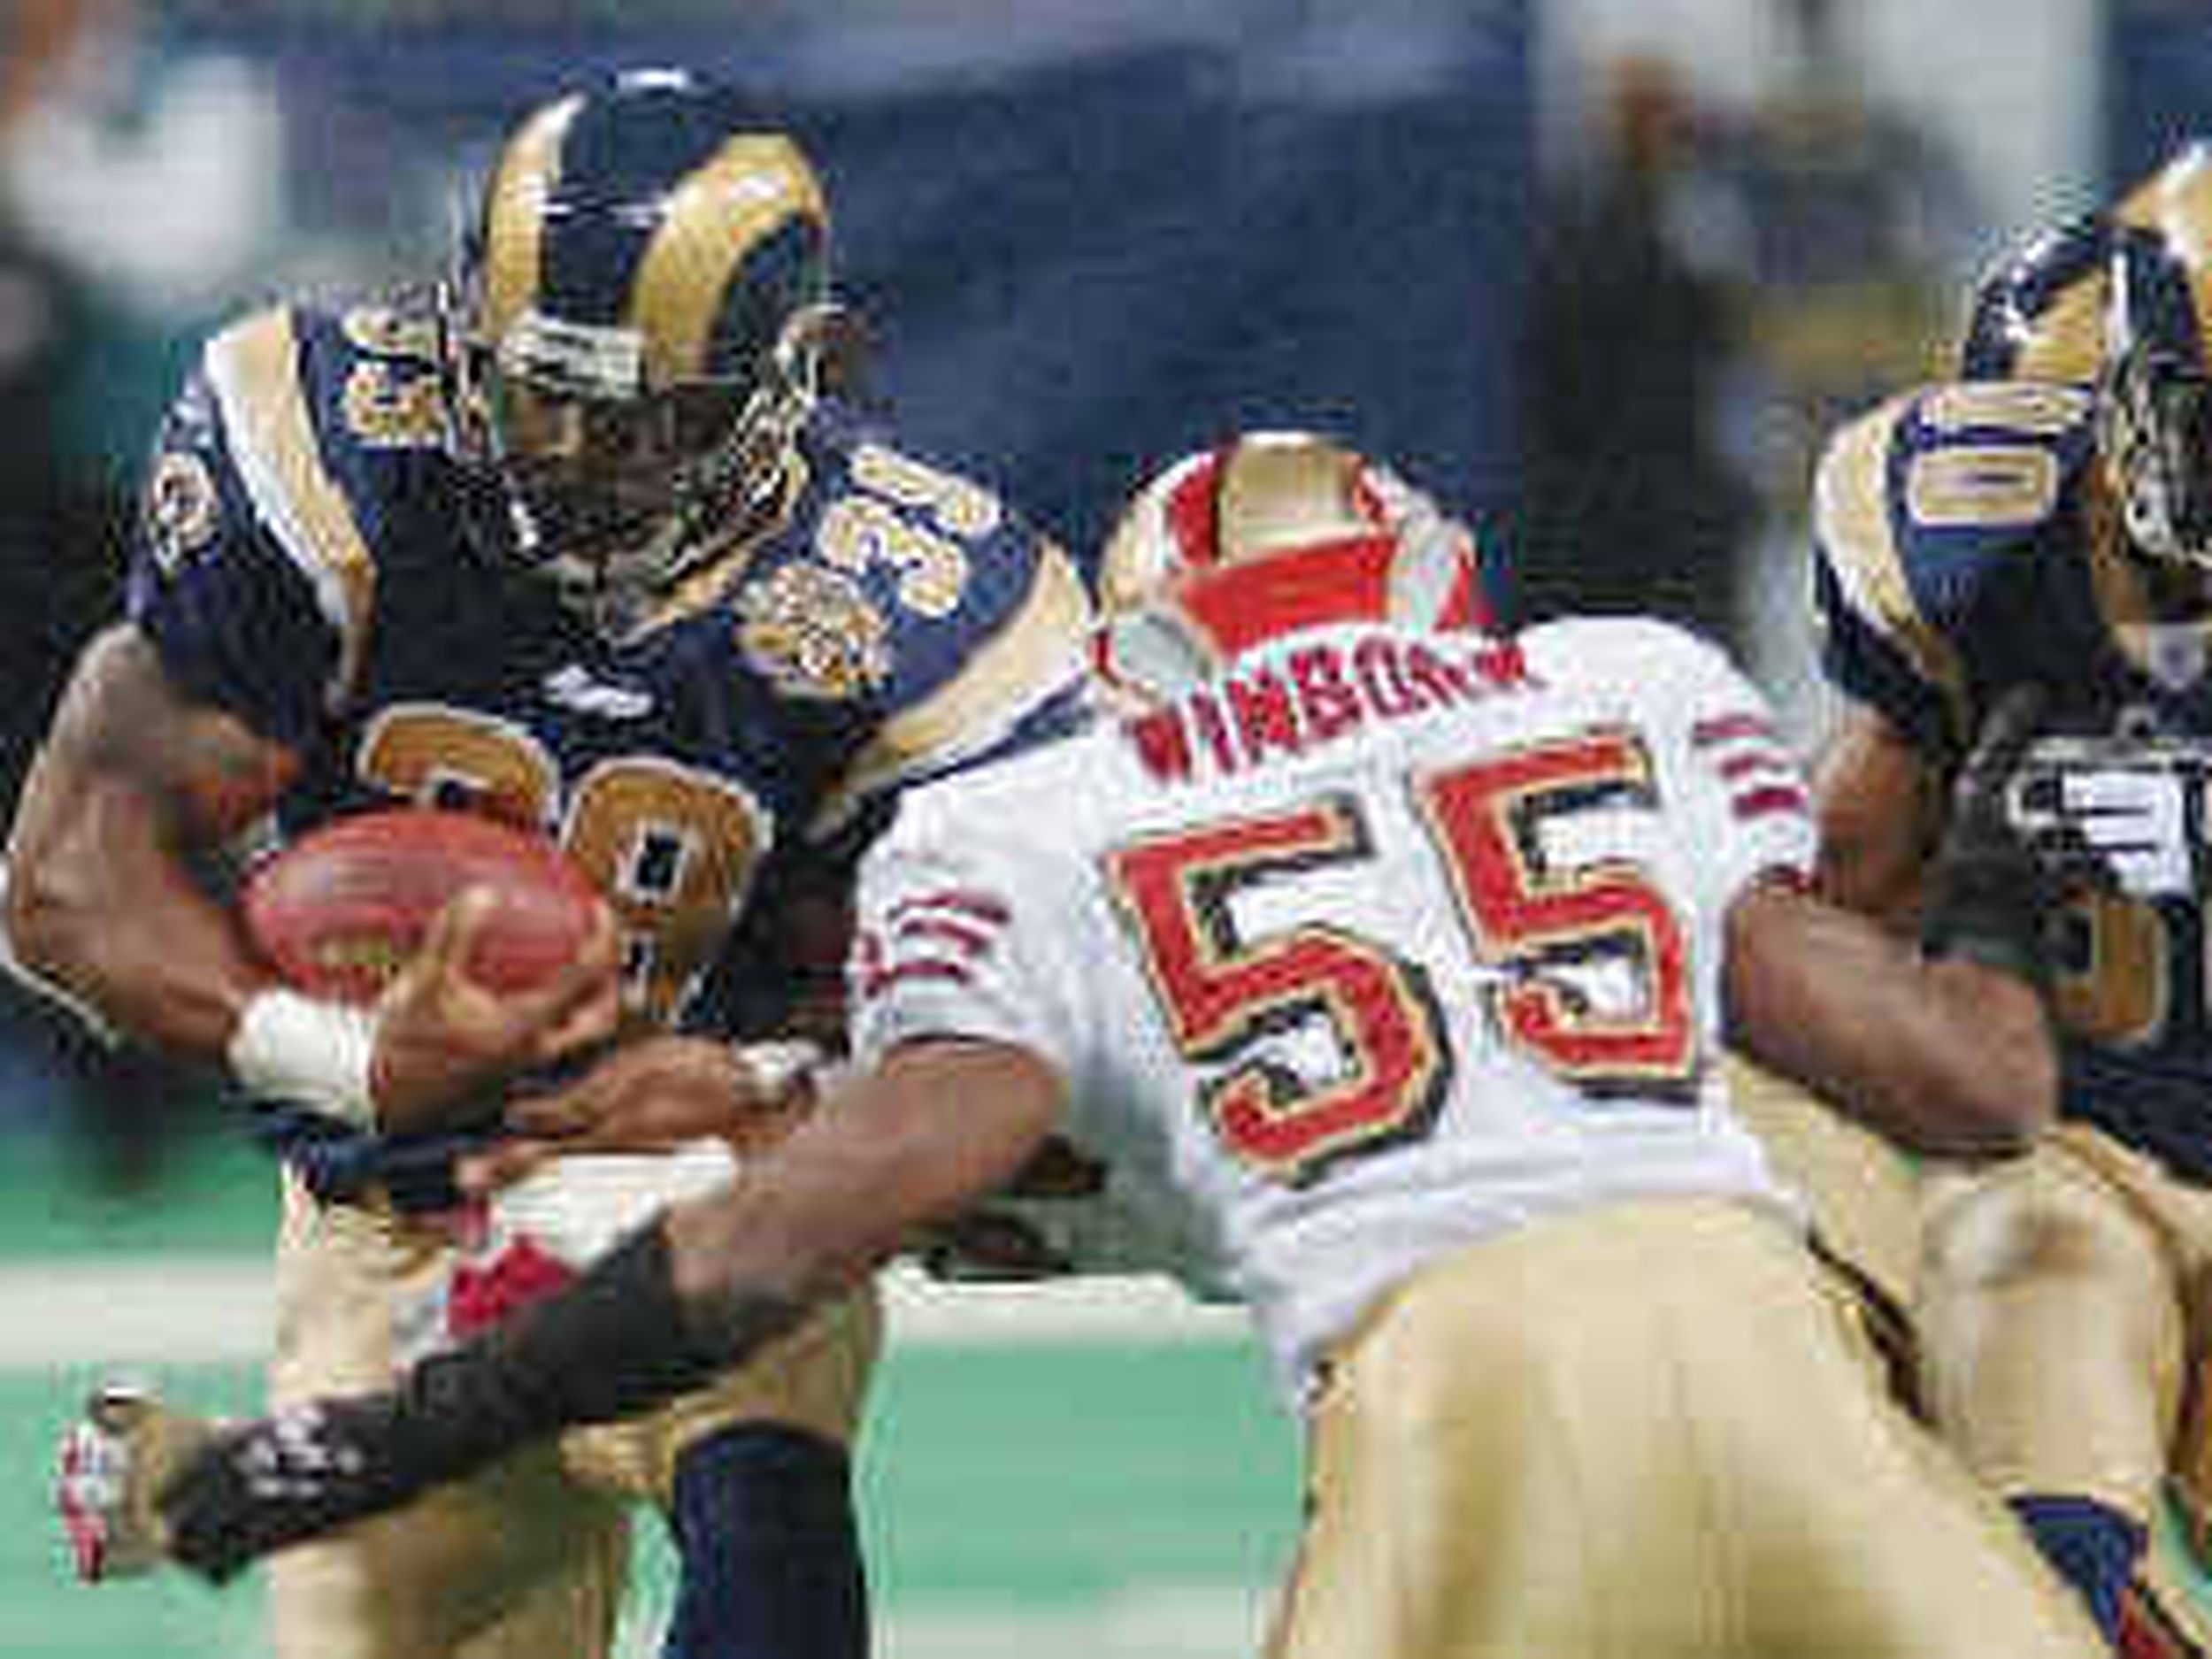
[0,0,2207,1653]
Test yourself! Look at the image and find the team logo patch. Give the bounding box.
[143,450,220,574]
[737,563,891,700]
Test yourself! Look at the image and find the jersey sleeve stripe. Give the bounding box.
[892,915,995,956]
[1716,749,1796,782]
[858,957,977,1000]
[207,308,377,710]
[887,889,1011,926]
[1731,783,1811,822]
[1690,711,1777,747]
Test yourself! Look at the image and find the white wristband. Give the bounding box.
[227,988,380,1129]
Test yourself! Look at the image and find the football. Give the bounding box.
[240,808,603,1005]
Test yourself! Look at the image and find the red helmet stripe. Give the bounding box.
[1172,536,1398,654]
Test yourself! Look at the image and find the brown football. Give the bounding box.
[241,808,602,1005]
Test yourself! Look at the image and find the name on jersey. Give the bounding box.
[1122,634,1532,785]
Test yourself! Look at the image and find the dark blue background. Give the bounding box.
[2108,2,2212,188]
[169,5,1532,562]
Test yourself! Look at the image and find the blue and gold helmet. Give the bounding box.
[1958,210,2110,383]
[2103,210,2212,570]
[1961,142,2212,570]
[447,67,839,631]
[1961,143,2212,385]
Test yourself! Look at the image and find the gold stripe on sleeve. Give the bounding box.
[206,309,378,707]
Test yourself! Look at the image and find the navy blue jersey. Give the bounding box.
[127,297,1090,1206]
[1813,377,2212,1178]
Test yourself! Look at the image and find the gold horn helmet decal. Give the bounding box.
[445,67,838,639]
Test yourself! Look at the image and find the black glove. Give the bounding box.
[155,1221,761,1584]
[157,1396,427,1585]
[1921,683,2089,985]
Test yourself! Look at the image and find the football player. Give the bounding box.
[1809,138,2212,1652]
[72,434,2104,1657]
[17,67,1088,1659]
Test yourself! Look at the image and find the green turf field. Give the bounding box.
[16,1125,2212,1658]
[4,1344,1300,1659]
[0,1127,1302,1659]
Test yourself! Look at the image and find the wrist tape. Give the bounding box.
[227,988,379,1128]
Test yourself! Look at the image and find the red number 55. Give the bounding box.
[1104,728,1698,1186]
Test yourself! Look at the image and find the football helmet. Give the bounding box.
[1960,142,2212,571]
[1092,432,1493,700]
[1961,139,2212,387]
[1958,210,2110,383]
[443,67,839,634]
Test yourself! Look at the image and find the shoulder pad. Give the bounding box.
[1813,380,2096,716]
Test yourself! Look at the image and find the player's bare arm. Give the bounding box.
[6,624,621,1133]
[1724,879,2054,1157]
[6,623,298,1054]
[1811,697,1945,922]
[664,1037,1064,1320]
[1735,684,2064,1157]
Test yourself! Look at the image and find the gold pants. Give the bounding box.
[264,1170,882,1659]
[1269,1196,2101,1659]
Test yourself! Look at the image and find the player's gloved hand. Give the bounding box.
[151,1395,429,1586]
[55,1382,220,1583]
[1921,684,2092,984]
[2013,751,2189,899]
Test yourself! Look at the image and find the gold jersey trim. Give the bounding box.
[810,540,1093,839]
[206,308,377,709]
[1813,389,1971,742]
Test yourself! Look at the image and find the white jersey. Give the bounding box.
[850,617,1814,1409]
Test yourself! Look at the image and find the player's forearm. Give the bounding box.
[6,758,272,1058]
[1727,885,2055,1156]
[6,626,291,1059]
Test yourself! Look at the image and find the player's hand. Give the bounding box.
[1923,684,2085,979]
[370,889,623,1135]
[152,1395,427,1586]
[457,1036,821,1194]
